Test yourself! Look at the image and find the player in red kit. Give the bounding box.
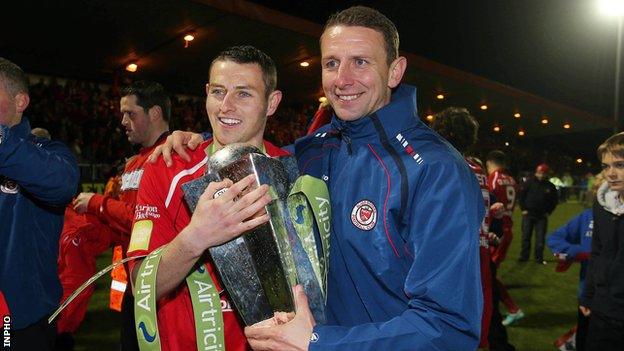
[486,150,518,265]
[127,46,286,351]
[63,81,171,350]
[486,150,524,328]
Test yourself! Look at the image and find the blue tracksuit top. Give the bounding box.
[0,118,78,329]
[546,209,593,301]
[293,84,485,350]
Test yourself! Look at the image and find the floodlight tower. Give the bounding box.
[599,0,624,132]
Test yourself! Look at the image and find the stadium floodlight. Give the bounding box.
[598,0,624,131]
[599,0,624,17]
[125,63,138,72]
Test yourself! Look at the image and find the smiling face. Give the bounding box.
[206,60,281,149]
[320,25,405,121]
[602,152,624,193]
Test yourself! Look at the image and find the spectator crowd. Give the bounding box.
[26,76,314,169]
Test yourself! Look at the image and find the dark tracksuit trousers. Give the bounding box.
[520,213,548,262]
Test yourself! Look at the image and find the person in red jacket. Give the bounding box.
[55,205,114,350]
[60,81,171,350]
[127,46,285,351]
[55,166,123,350]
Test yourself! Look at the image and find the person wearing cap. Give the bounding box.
[518,163,558,264]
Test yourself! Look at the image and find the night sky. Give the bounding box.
[1,0,619,119]
[251,0,621,118]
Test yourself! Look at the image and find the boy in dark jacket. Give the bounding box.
[580,132,624,350]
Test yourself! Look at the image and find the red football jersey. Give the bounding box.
[486,169,518,228]
[87,135,169,247]
[128,139,289,351]
[466,157,492,348]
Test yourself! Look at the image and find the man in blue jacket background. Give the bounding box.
[0,57,79,350]
[245,6,484,351]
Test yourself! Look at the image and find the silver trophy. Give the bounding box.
[182,143,326,325]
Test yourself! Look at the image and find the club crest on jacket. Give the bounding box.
[351,200,377,231]
[0,177,19,194]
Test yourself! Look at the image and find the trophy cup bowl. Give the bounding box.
[182,143,326,325]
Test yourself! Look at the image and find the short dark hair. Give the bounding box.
[210,45,277,96]
[323,6,399,65]
[121,80,171,122]
[431,107,479,152]
[486,150,507,168]
[0,57,29,96]
[597,132,624,160]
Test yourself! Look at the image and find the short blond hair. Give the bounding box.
[592,172,605,197]
[597,132,624,160]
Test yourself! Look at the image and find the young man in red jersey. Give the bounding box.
[126,46,287,351]
[485,150,524,329]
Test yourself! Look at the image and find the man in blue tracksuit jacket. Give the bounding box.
[0,57,78,350]
[245,6,484,351]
